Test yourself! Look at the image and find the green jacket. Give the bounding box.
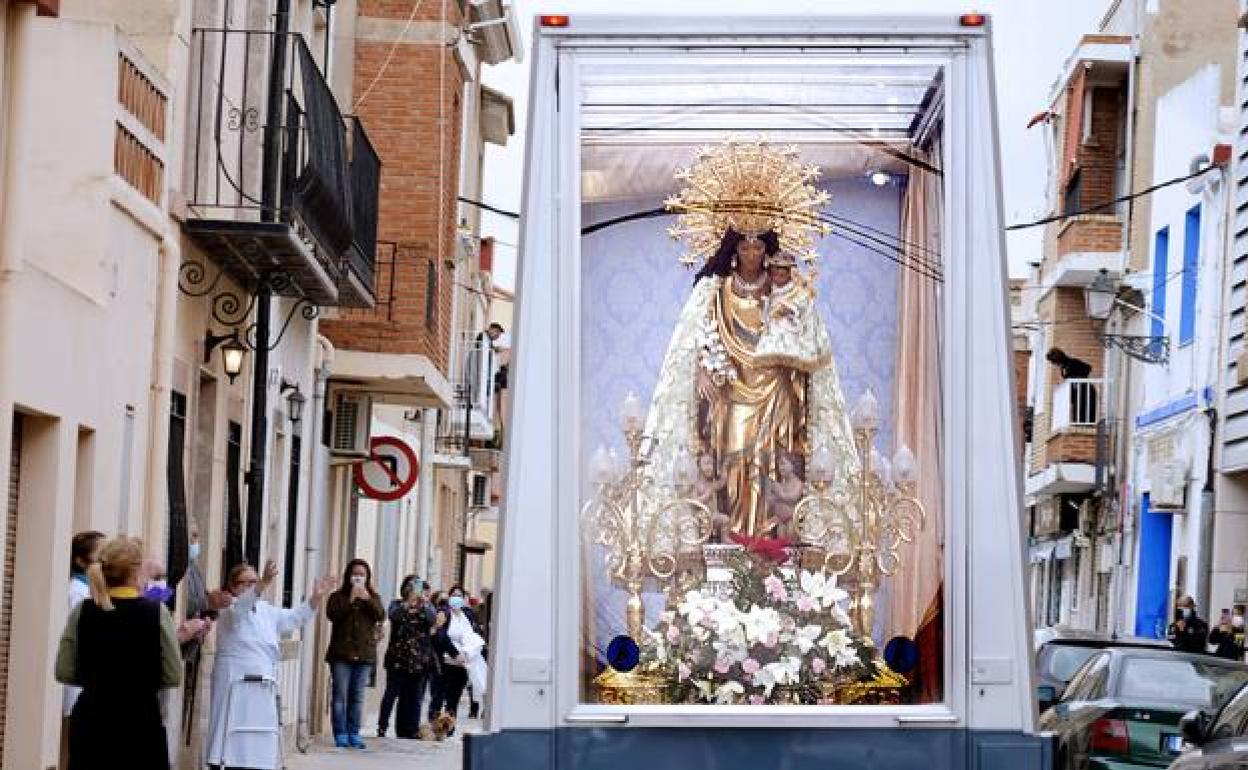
[324,590,385,663]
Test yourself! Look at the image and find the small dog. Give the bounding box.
[431,710,456,741]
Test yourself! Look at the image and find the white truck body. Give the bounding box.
[470,14,1046,770]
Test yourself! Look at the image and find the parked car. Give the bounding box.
[1038,647,1248,770]
[1035,630,1172,712]
[1166,680,1248,769]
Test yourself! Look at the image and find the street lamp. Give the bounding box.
[281,380,306,425]
[205,329,247,383]
[1082,269,1169,366]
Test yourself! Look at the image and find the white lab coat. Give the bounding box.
[63,576,90,716]
[205,589,314,769]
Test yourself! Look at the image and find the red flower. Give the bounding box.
[729,533,793,563]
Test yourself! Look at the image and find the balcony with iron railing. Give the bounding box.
[1051,378,1101,434]
[183,28,378,307]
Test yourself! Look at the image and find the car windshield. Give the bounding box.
[1045,645,1101,683]
[1117,657,1248,708]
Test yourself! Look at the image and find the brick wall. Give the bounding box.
[319,0,468,376]
[1037,288,1105,468]
[0,416,20,767]
[1056,215,1123,257]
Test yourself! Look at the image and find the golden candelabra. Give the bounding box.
[583,392,713,643]
[795,390,926,639]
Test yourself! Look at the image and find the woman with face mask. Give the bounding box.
[205,560,333,769]
[325,559,385,748]
[429,585,488,732]
[1210,610,1246,661]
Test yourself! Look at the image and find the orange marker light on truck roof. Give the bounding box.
[540,14,571,27]
[959,12,987,27]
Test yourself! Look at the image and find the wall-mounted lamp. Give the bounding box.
[1083,268,1169,365]
[280,380,306,425]
[205,329,247,383]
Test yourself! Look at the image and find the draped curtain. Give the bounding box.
[886,138,946,664]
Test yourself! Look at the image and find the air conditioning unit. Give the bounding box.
[468,472,489,509]
[1150,458,1188,511]
[330,392,372,457]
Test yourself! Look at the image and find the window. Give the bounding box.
[1063,170,1083,217]
[1179,205,1201,346]
[1152,227,1170,341]
[224,421,244,573]
[1210,681,1248,740]
[1062,652,1108,701]
[425,258,439,332]
[282,435,302,608]
[1118,657,1248,709]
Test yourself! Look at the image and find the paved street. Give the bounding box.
[287,718,479,770]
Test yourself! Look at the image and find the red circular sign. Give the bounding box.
[353,436,419,501]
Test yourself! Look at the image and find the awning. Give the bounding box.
[1025,462,1097,497]
[330,349,454,409]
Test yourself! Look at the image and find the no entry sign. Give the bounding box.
[353,435,419,501]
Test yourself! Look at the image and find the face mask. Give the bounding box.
[188,543,201,561]
[351,575,367,588]
[448,596,465,610]
[144,579,172,603]
[1181,608,1193,618]
[1234,617,1244,629]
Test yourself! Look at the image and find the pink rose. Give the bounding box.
[666,625,681,644]
[796,594,817,613]
[764,632,779,649]
[678,661,692,681]
[749,694,766,705]
[742,658,761,675]
[811,657,827,675]
[714,657,731,675]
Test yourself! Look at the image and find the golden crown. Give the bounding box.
[665,137,832,268]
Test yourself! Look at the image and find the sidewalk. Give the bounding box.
[285,718,480,770]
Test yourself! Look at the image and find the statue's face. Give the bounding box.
[699,454,715,475]
[736,237,766,272]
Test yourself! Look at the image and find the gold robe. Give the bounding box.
[638,276,857,542]
[704,280,807,537]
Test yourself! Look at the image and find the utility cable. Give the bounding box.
[1005,164,1220,231]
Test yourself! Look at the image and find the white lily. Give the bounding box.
[714,681,745,704]
[741,604,782,646]
[819,628,860,668]
[800,570,850,609]
[792,624,823,654]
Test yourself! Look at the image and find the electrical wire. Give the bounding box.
[1005,163,1220,231]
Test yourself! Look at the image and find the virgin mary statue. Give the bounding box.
[642,139,859,540]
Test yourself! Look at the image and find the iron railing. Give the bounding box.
[185,28,378,300]
[346,117,380,291]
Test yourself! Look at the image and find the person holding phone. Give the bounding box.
[1210,609,1245,660]
[325,559,385,749]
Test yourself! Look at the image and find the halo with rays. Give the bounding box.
[664,137,833,268]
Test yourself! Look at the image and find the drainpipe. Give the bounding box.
[296,333,333,750]
[416,408,437,579]
[143,236,179,548]
[0,4,31,521]
[1197,408,1217,617]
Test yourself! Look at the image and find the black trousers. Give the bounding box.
[379,668,429,736]
[430,665,469,717]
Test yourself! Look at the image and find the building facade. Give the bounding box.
[1022,0,1242,644]
[0,1,516,768]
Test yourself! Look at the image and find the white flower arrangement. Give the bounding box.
[640,552,874,704]
[698,317,738,385]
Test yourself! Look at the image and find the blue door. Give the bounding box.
[1134,493,1173,638]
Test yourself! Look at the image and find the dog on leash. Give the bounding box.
[431,710,456,741]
